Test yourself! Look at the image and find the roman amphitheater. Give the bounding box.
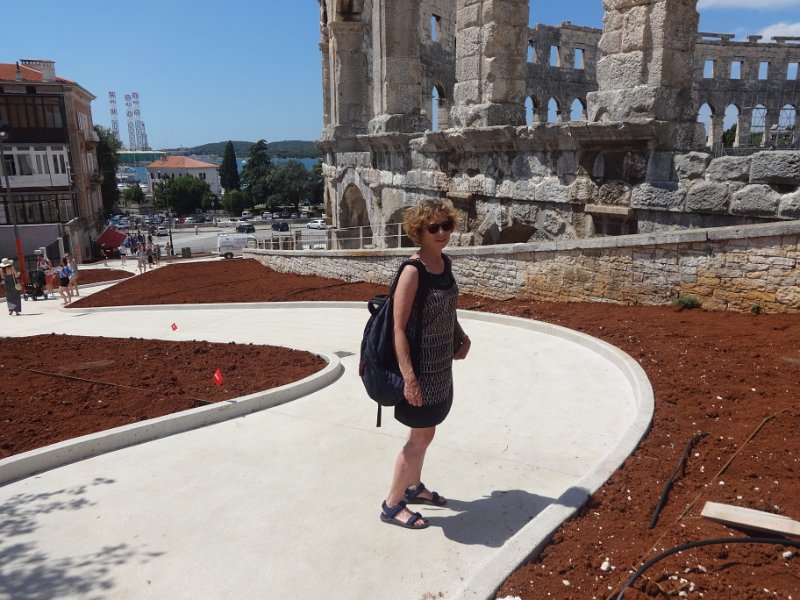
[252,0,800,312]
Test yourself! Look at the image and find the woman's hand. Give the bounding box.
[454,336,471,360]
[404,376,423,406]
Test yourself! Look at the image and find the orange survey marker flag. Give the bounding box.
[213,368,224,386]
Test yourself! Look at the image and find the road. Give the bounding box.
[145,221,326,255]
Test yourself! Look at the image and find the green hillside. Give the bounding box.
[165,140,321,159]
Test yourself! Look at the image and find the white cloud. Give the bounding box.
[699,0,798,8]
[758,21,800,38]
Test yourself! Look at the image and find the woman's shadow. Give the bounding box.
[424,486,588,547]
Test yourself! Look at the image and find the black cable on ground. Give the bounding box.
[613,537,800,600]
[648,431,709,529]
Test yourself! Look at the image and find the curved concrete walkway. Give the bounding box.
[0,281,653,600]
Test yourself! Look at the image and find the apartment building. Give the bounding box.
[0,59,102,266]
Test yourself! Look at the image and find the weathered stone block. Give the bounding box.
[598,181,632,205]
[534,177,571,204]
[705,156,751,182]
[595,52,647,90]
[730,184,781,217]
[750,151,800,185]
[778,191,800,219]
[685,181,729,214]
[631,182,686,211]
[674,152,711,181]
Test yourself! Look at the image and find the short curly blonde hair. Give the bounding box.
[403,199,457,245]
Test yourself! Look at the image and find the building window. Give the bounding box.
[730,60,742,80]
[528,41,535,63]
[431,14,441,42]
[789,62,798,80]
[704,60,715,79]
[550,46,560,67]
[759,62,769,80]
[574,48,585,70]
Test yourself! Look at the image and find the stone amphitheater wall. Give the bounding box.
[246,220,800,313]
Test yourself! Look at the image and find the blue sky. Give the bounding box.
[3,0,799,149]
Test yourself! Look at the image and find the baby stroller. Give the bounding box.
[23,270,47,301]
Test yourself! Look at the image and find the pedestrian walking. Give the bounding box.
[1,257,22,316]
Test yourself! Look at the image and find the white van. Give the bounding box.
[217,233,257,259]
[241,210,253,220]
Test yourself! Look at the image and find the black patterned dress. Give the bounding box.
[394,256,459,428]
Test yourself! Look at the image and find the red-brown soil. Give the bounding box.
[4,258,800,599]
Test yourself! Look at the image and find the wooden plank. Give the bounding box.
[701,501,800,538]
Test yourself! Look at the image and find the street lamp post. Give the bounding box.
[0,123,28,285]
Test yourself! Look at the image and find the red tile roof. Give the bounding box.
[146,156,218,169]
[0,62,73,83]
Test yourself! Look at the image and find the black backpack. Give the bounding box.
[359,259,427,426]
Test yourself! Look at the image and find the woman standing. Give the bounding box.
[380,199,472,530]
[1,257,22,316]
[57,258,73,305]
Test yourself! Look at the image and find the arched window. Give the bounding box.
[432,83,448,131]
[570,98,586,121]
[751,104,767,145]
[778,104,797,146]
[697,102,713,145]
[724,104,740,147]
[547,98,559,123]
[525,97,535,126]
[432,86,440,131]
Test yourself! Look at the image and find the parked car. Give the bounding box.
[241,210,253,220]
[219,218,240,228]
[271,220,290,232]
[290,212,300,219]
[261,212,273,220]
[279,211,291,219]
[272,212,281,219]
[154,225,169,236]
[306,219,327,230]
[236,222,256,233]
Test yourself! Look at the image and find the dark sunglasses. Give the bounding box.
[426,219,454,234]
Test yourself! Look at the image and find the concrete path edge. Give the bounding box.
[0,352,342,487]
[451,311,655,599]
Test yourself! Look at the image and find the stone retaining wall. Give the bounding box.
[246,220,800,313]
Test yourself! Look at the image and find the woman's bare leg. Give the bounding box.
[384,427,435,524]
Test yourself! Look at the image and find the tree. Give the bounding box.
[722,123,737,147]
[218,140,240,192]
[268,161,310,211]
[221,189,250,215]
[154,175,213,215]
[94,125,122,216]
[240,139,273,205]
[122,185,145,205]
[308,160,324,206]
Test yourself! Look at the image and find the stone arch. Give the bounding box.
[525,96,535,126]
[751,103,767,146]
[724,104,742,147]
[778,103,799,146]
[547,97,560,123]
[697,102,713,146]
[340,183,370,228]
[432,83,449,131]
[570,98,587,121]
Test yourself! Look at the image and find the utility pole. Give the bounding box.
[0,122,28,285]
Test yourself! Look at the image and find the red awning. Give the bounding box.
[96,227,128,248]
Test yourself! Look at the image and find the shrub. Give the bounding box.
[672,296,701,309]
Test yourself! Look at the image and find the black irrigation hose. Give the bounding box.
[649,432,709,529]
[613,537,800,600]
